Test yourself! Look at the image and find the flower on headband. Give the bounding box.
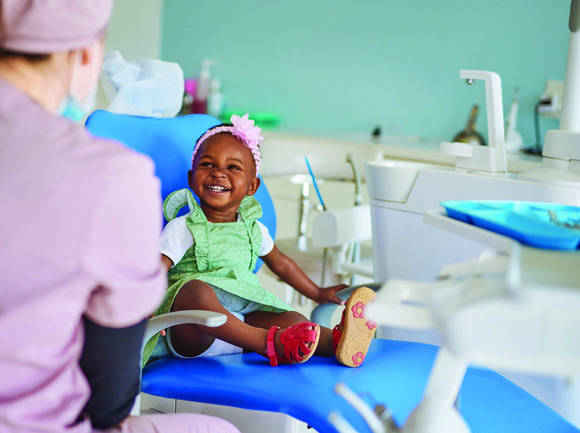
[230,114,264,148]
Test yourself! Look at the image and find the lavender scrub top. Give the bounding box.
[0,78,166,433]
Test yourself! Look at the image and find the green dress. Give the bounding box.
[142,189,292,365]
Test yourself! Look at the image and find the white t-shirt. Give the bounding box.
[161,213,274,267]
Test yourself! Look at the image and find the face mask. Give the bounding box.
[58,50,99,123]
[57,84,98,123]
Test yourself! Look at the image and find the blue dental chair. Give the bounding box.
[85,110,578,433]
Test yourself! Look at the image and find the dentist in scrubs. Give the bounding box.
[0,1,239,432]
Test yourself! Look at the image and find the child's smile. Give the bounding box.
[206,184,230,192]
[189,133,260,223]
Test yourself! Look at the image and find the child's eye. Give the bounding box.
[199,162,213,167]
[228,165,242,171]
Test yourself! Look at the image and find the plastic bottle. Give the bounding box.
[207,78,224,119]
[180,78,196,115]
[192,59,217,114]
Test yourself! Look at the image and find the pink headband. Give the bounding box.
[0,0,113,53]
[192,113,264,174]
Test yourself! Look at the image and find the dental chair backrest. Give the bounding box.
[85,110,276,272]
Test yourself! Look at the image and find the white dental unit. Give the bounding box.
[366,0,580,283]
[366,66,580,284]
[338,0,580,431]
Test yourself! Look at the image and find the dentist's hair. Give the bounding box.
[0,46,50,62]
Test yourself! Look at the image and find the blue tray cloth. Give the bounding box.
[142,339,577,433]
[441,201,580,250]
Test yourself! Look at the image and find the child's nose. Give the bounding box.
[210,167,226,178]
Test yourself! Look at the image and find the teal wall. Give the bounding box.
[161,0,570,146]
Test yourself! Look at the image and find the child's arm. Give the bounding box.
[160,217,191,273]
[161,254,173,272]
[261,245,347,305]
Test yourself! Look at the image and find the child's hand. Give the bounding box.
[149,314,166,337]
[315,284,349,305]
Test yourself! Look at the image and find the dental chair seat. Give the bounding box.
[142,338,577,433]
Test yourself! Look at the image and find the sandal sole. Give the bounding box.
[335,286,377,367]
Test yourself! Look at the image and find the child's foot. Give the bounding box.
[265,322,320,366]
[333,286,377,367]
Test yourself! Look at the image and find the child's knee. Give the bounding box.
[173,280,217,309]
[279,311,309,326]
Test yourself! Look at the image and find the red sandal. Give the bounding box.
[333,286,377,367]
[265,322,320,366]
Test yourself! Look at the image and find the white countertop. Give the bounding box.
[260,131,542,180]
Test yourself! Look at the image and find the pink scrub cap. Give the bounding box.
[192,113,264,175]
[0,0,114,53]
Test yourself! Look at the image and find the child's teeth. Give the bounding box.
[208,185,227,191]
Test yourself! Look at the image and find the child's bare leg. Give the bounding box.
[170,280,268,357]
[316,326,335,357]
[244,311,335,357]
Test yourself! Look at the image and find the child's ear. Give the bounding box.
[246,176,261,196]
[187,169,194,189]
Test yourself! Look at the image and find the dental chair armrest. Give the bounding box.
[144,310,227,342]
[311,282,382,328]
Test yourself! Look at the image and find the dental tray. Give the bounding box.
[441,201,580,250]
